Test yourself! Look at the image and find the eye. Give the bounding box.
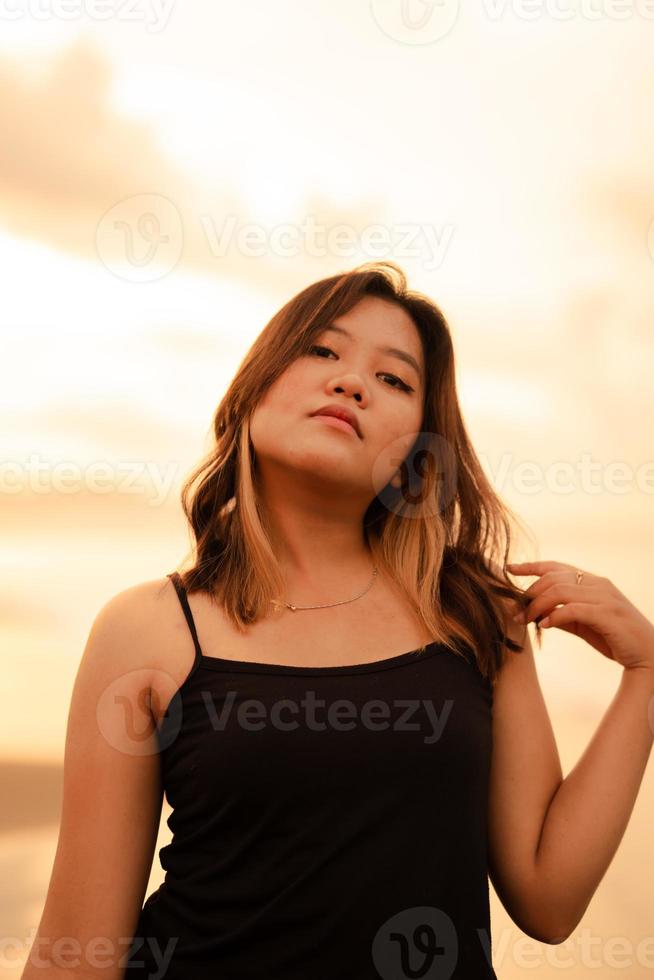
[308,345,414,394]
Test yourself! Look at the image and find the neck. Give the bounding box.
[256,474,376,600]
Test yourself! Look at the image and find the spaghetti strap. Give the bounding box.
[167,571,203,662]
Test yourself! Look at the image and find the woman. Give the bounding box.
[23,262,654,979]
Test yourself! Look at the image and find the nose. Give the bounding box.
[330,374,368,405]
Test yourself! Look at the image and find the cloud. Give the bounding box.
[0,37,193,255]
[0,38,395,297]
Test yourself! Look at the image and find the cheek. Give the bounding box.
[368,405,423,483]
[249,371,313,456]
[252,372,300,424]
[263,366,306,413]
[376,399,423,446]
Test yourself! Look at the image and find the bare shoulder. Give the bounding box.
[97,575,172,611]
[87,576,192,717]
[88,576,174,663]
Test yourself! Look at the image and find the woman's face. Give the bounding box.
[249,294,426,503]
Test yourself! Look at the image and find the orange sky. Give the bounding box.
[1,3,653,764]
[2,9,654,978]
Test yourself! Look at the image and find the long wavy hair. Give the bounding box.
[174,260,541,686]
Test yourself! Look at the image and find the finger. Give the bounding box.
[540,602,605,630]
[523,570,578,599]
[519,585,603,623]
[524,579,602,607]
[506,561,572,575]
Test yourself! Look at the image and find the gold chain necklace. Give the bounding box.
[271,566,379,612]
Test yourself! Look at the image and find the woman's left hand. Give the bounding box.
[506,560,654,672]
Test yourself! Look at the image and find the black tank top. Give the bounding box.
[125,571,497,979]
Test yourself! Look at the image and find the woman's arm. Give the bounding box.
[502,559,654,940]
[532,664,654,940]
[488,602,654,945]
[487,620,565,944]
[20,583,166,980]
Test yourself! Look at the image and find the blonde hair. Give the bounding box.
[174,260,540,686]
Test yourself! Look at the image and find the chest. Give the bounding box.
[192,581,435,669]
[160,651,495,827]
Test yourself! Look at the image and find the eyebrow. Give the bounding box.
[321,323,423,381]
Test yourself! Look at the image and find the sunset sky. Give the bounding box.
[2,5,654,973]
[4,2,654,759]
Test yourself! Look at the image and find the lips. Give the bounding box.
[310,403,362,438]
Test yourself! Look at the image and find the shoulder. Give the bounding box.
[90,576,174,636]
[83,576,192,725]
[85,576,181,677]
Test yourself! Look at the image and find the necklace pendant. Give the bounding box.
[289,604,297,611]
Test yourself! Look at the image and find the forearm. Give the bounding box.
[533,666,654,940]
